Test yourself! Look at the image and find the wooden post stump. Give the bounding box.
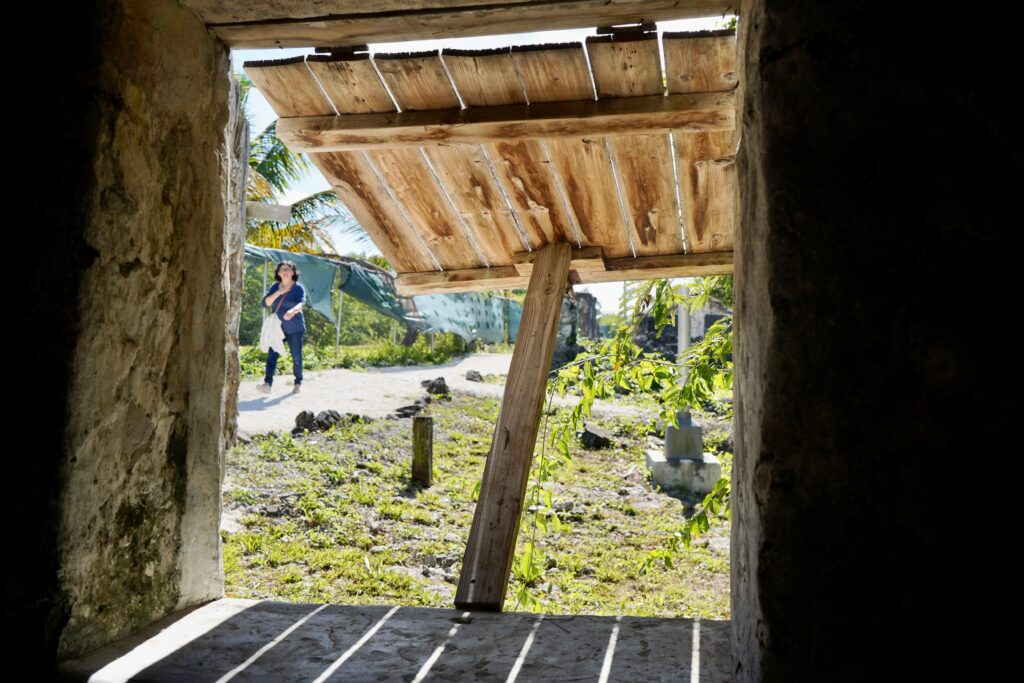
[413,416,433,487]
[455,243,571,610]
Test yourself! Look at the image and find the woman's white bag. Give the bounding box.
[259,296,287,356]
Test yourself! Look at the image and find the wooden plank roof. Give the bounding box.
[245,28,737,294]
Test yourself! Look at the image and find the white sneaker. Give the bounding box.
[257,383,272,395]
[292,384,302,394]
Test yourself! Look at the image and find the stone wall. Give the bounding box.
[23,0,239,663]
[574,291,600,339]
[733,1,1006,679]
[551,295,582,368]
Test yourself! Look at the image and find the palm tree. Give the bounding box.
[238,73,372,254]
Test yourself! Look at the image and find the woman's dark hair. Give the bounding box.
[274,260,301,283]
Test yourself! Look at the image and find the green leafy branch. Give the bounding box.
[512,276,734,607]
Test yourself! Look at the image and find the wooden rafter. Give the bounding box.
[395,250,733,295]
[276,92,735,152]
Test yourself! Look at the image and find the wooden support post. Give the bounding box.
[412,416,433,487]
[455,243,571,610]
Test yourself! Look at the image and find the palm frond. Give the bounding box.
[236,73,252,114]
[246,170,276,203]
[251,121,309,194]
[297,216,342,254]
[246,219,336,255]
[289,189,341,224]
[330,213,374,246]
[290,190,373,247]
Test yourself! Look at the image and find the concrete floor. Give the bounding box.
[57,598,733,682]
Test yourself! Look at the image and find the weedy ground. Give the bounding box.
[222,392,731,617]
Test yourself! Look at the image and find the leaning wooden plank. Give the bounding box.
[674,130,737,252]
[455,243,572,610]
[374,51,526,267]
[244,58,336,116]
[512,44,632,257]
[442,48,579,249]
[663,30,739,252]
[305,55,396,112]
[200,1,733,45]
[587,34,684,256]
[307,53,486,269]
[245,58,438,272]
[395,250,732,294]
[275,92,735,151]
[662,29,739,95]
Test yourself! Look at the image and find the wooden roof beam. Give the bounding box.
[514,246,607,277]
[202,1,737,49]
[277,92,735,152]
[395,250,733,295]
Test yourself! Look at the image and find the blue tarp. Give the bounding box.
[244,245,522,343]
[414,293,519,344]
[244,246,339,323]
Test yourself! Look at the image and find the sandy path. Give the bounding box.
[235,352,654,439]
[236,353,512,438]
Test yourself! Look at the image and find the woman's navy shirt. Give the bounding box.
[263,282,306,335]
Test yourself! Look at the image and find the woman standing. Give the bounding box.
[258,260,306,394]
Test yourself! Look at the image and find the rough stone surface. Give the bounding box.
[732,1,1004,679]
[293,410,370,434]
[43,0,236,663]
[574,291,600,339]
[420,376,449,396]
[645,450,722,494]
[550,295,583,367]
[392,404,425,418]
[580,422,613,449]
[465,369,484,382]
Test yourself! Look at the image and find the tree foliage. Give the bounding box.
[512,276,734,609]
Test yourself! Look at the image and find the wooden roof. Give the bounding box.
[245,29,737,294]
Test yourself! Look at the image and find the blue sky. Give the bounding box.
[231,15,732,314]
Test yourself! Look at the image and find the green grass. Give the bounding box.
[222,393,730,617]
[239,332,468,380]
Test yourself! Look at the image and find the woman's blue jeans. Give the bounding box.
[265,331,304,386]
